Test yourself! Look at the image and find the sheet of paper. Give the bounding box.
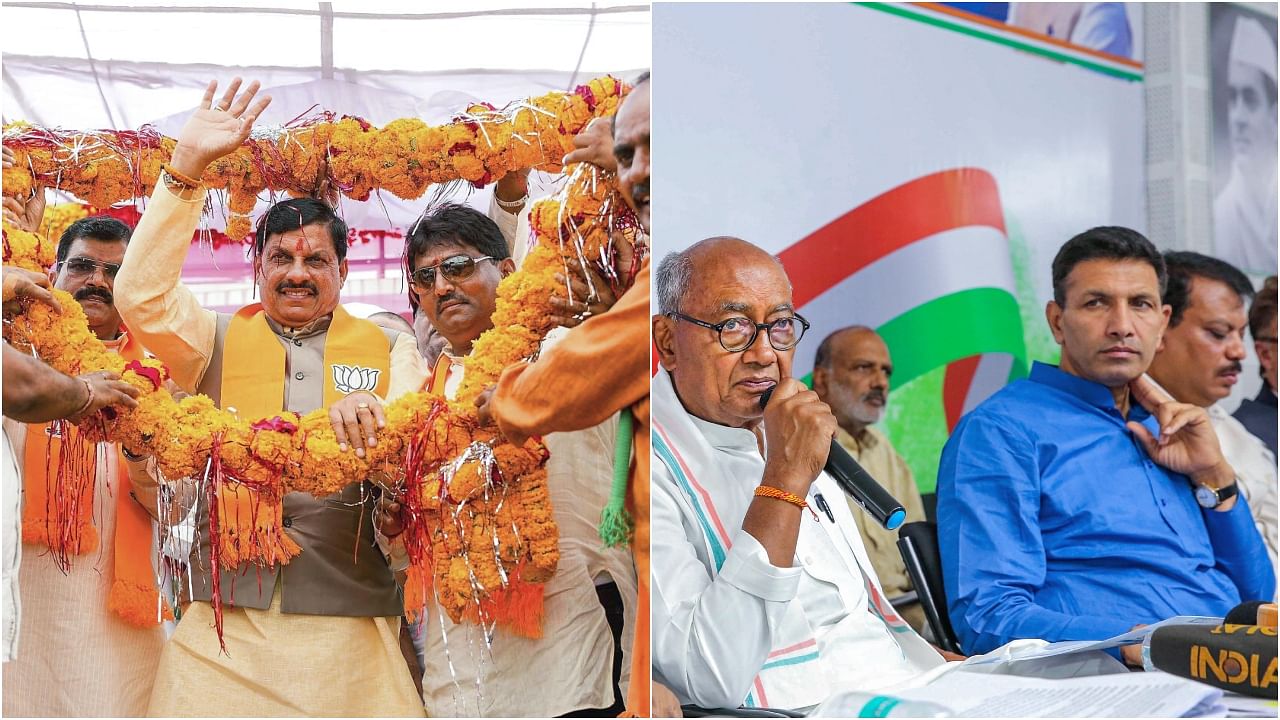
[963,616,1223,666]
[1221,692,1279,718]
[888,670,1224,718]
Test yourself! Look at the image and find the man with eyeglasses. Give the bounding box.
[390,200,636,717]
[0,203,172,716]
[112,79,427,716]
[650,236,949,712]
[811,326,929,633]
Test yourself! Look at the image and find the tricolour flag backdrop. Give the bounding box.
[653,2,1146,492]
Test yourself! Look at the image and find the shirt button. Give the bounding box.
[293,339,303,347]
[803,556,814,565]
[295,372,305,380]
[282,517,293,528]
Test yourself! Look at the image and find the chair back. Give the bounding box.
[896,520,962,655]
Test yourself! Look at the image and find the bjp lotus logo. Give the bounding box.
[332,364,381,394]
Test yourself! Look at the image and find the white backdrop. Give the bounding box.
[653,2,1147,490]
[2,0,650,311]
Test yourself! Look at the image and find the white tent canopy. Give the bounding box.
[3,1,650,129]
[2,1,650,311]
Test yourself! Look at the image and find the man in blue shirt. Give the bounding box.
[937,226,1275,665]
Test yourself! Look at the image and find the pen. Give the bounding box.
[814,493,836,523]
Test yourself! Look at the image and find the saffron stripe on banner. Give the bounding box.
[783,225,1018,381]
[857,2,1144,82]
[778,167,1005,308]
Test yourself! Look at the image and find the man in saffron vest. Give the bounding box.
[387,201,636,716]
[1,209,176,715]
[113,79,426,716]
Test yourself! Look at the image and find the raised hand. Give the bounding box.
[2,146,46,233]
[169,78,272,180]
[1126,374,1233,490]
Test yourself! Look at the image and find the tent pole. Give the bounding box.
[320,1,334,80]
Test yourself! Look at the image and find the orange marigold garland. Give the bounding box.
[0,75,642,646]
[4,75,627,240]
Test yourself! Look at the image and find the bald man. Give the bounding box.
[811,326,928,633]
[651,237,950,713]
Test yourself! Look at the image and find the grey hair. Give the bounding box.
[655,250,693,316]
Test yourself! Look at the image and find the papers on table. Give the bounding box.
[879,670,1226,717]
[962,616,1224,666]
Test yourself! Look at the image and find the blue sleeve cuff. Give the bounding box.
[720,531,802,602]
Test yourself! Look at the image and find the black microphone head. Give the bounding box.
[1226,600,1267,626]
[759,386,774,410]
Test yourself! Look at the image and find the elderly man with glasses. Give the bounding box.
[650,236,955,713]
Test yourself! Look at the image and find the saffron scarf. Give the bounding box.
[21,331,174,627]
[215,304,390,567]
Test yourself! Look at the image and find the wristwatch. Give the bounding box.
[1194,481,1238,509]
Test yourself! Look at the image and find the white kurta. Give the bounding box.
[651,369,943,711]
[1210,404,1279,599]
[2,420,167,717]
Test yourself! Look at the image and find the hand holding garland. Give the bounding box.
[1,145,44,233]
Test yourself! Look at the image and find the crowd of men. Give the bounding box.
[650,227,1277,712]
[1,73,652,718]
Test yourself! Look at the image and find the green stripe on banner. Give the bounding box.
[857,2,1144,82]
[878,287,1028,390]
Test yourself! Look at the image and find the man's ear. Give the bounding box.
[499,258,516,277]
[811,365,828,397]
[653,314,678,371]
[338,258,349,284]
[1045,301,1065,345]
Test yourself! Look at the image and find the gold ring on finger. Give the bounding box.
[357,402,370,410]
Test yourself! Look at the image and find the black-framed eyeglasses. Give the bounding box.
[55,257,120,280]
[409,255,494,290]
[667,311,810,352]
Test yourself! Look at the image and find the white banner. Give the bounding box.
[652,2,1147,490]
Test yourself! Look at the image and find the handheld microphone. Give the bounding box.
[1147,622,1277,699]
[760,387,906,530]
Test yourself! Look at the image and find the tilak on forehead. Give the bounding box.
[292,208,312,253]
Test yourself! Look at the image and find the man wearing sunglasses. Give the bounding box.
[386,201,635,717]
[475,71,661,717]
[0,200,174,716]
[650,236,952,713]
[113,79,426,716]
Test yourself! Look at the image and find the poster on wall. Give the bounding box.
[1210,3,1279,277]
[653,2,1146,491]
[935,2,1141,60]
